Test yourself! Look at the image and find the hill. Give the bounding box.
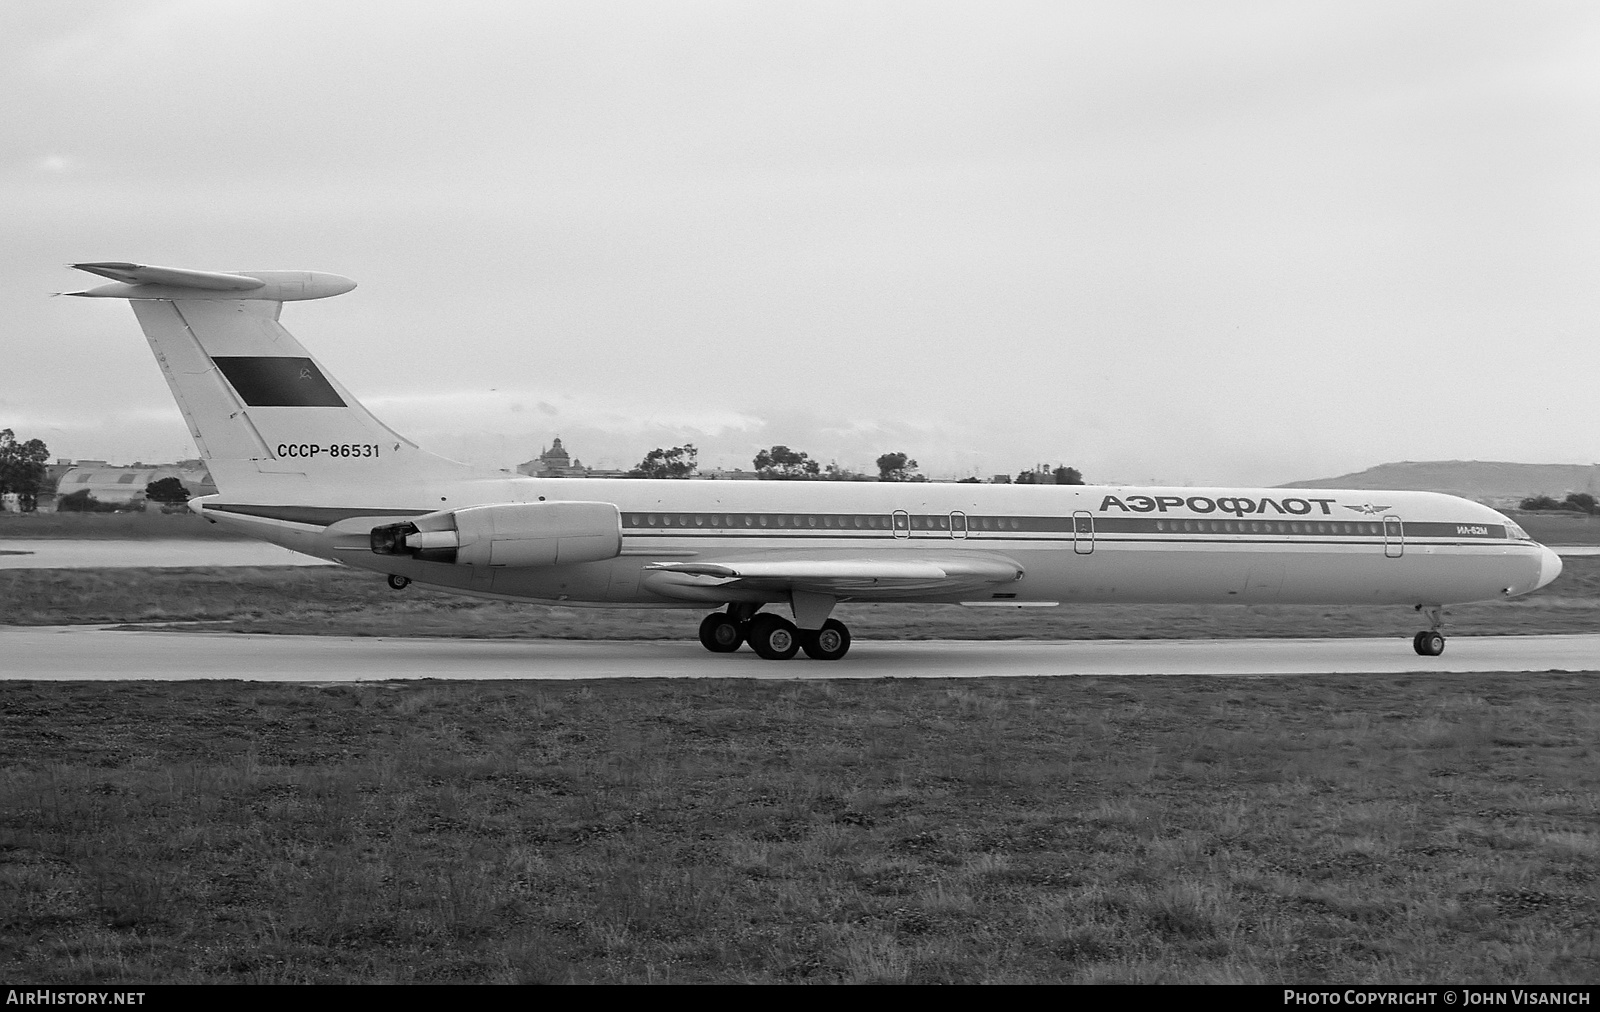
[1282,460,1598,507]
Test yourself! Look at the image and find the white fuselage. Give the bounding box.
[194,477,1561,610]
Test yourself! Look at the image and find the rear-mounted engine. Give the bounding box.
[370,501,622,567]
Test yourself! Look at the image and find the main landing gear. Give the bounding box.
[697,607,852,661]
[1412,605,1445,656]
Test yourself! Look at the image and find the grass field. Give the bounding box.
[1,675,1596,983]
[1510,511,1600,547]
[2,557,1596,641]
[0,511,248,541]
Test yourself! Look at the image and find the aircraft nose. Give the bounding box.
[1536,545,1564,590]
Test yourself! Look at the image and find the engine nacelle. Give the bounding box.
[369,501,622,567]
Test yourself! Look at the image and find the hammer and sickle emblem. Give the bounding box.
[299,367,313,381]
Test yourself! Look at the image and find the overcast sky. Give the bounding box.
[4,1,1597,485]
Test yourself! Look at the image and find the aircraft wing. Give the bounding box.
[641,553,1023,601]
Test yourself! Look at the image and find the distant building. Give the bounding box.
[517,436,586,478]
[26,459,81,511]
[696,467,762,481]
[51,460,217,510]
[43,458,79,490]
[515,437,628,479]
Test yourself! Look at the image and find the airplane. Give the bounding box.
[63,261,1564,661]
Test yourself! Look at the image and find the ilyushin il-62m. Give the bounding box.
[65,262,1563,661]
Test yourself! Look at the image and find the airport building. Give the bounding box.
[697,467,762,481]
[47,460,218,511]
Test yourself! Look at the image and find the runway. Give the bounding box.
[4,625,1597,681]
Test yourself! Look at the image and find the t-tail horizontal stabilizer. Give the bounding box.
[63,262,356,302]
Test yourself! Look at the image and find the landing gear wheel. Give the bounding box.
[387,574,411,590]
[1413,631,1445,656]
[747,614,800,660]
[800,619,851,661]
[698,613,744,653]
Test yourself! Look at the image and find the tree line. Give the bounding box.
[626,443,896,480]
[0,429,50,512]
[628,443,1084,484]
[1520,492,1598,515]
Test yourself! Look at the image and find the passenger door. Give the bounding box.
[1073,510,1094,555]
[1383,515,1404,558]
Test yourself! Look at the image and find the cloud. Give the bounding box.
[33,154,80,173]
[363,387,765,437]
[7,3,1600,486]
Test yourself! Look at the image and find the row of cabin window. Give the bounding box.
[624,513,1392,536]
[626,513,1025,530]
[1155,520,1385,535]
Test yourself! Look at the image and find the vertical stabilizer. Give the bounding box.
[66,263,486,497]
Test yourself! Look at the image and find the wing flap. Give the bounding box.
[642,554,1023,601]
[650,560,950,581]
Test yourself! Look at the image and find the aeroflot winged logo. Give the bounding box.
[1342,503,1393,516]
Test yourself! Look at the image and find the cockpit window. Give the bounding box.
[1505,521,1532,541]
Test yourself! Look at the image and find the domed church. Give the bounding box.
[516,437,590,478]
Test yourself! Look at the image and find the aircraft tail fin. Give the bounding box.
[66,262,485,497]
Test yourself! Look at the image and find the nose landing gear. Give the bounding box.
[1412,630,1445,656]
[1412,605,1445,656]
